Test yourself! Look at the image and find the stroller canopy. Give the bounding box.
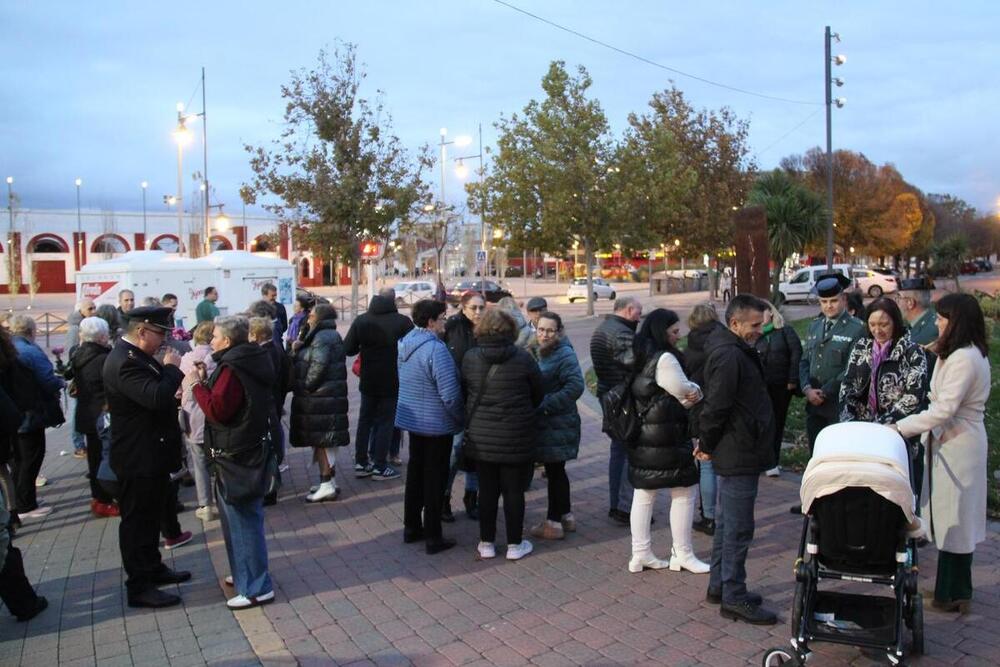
[800,422,915,522]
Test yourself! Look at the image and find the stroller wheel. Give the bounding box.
[762,648,800,666]
[910,593,924,655]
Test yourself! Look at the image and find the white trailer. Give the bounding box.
[76,250,296,329]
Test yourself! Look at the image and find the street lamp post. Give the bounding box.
[5,177,12,310]
[141,181,148,239]
[825,26,847,269]
[75,178,83,263]
[173,103,195,255]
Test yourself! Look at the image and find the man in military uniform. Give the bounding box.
[103,306,191,608]
[798,274,865,442]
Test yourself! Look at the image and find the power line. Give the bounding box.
[492,0,820,106]
[755,108,823,158]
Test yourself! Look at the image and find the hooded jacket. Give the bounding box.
[13,336,64,433]
[343,295,414,397]
[534,338,583,463]
[71,341,110,434]
[462,336,543,465]
[395,328,464,436]
[203,342,278,462]
[289,319,349,448]
[697,327,776,476]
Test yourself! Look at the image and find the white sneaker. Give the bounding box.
[628,553,671,573]
[226,590,275,609]
[195,506,215,521]
[224,575,234,586]
[20,505,53,520]
[477,542,496,560]
[305,481,340,503]
[765,466,781,478]
[506,540,533,561]
[34,476,47,488]
[669,547,710,574]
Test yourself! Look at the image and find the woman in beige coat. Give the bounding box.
[891,293,990,614]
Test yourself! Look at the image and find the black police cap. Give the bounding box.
[813,272,852,298]
[124,306,174,332]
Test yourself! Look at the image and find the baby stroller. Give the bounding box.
[763,422,925,666]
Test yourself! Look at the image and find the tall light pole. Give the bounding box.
[201,67,211,256]
[5,177,13,310]
[173,103,194,255]
[825,26,846,269]
[75,178,83,263]
[140,181,148,240]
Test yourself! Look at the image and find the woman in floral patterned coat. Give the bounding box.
[839,297,928,425]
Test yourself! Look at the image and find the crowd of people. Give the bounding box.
[0,270,990,632]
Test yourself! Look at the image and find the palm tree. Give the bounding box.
[747,169,826,302]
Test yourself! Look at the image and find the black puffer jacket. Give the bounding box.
[462,336,543,465]
[755,325,803,388]
[698,327,776,476]
[71,341,110,435]
[687,320,725,438]
[590,314,637,397]
[444,312,476,367]
[343,295,414,397]
[628,342,698,489]
[289,319,349,448]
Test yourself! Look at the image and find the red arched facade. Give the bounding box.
[27,234,70,253]
[90,233,131,254]
[149,234,183,252]
[210,235,233,250]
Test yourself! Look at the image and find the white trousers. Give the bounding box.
[630,485,698,557]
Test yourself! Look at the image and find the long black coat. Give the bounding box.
[628,344,698,489]
[343,295,413,397]
[71,341,110,435]
[755,325,803,388]
[289,319,349,448]
[103,338,185,478]
[686,319,725,438]
[462,336,543,465]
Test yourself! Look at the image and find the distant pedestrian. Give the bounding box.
[289,304,349,502]
[261,282,288,333]
[249,317,291,506]
[754,301,802,477]
[496,296,532,348]
[64,298,95,458]
[529,312,583,541]
[286,295,312,351]
[627,309,707,575]
[396,300,464,554]
[96,304,122,341]
[192,315,277,610]
[442,291,486,522]
[699,294,777,625]
[248,299,283,354]
[344,288,414,481]
[463,309,543,561]
[196,286,220,324]
[115,289,135,331]
[590,296,643,526]
[180,322,218,521]
[720,268,733,303]
[686,303,725,537]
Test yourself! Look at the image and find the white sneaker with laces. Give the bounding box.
[34,476,47,488]
[764,466,781,478]
[195,506,215,521]
[477,542,496,559]
[506,540,533,561]
[226,590,275,609]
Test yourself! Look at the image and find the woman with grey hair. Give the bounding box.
[68,317,119,517]
[191,315,277,609]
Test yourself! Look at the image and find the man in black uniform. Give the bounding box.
[103,306,191,608]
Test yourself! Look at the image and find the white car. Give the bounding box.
[777,264,856,304]
[567,277,616,303]
[393,281,435,307]
[851,268,898,298]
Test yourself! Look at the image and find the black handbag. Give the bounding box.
[210,428,271,504]
[599,374,642,443]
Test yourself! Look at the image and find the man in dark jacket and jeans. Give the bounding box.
[344,289,414,480]
[589,296,642,525]
[697,294,777,625]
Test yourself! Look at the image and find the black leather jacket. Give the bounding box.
[589,315,637,397]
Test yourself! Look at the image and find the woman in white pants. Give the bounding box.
[627,309,708,574]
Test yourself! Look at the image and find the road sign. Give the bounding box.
[475,249,487,265]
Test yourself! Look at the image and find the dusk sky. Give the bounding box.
[2,1,998,218]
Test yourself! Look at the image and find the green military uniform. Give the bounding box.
[907,307,937,346]
[798,309,865,450]
[904,305,936,503]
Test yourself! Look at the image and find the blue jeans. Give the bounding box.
[709,474,759,604]
[446,431,478,496]
[67,395,86,451]
[217,489,272,599]
[608,439,633,512]
[699,460,717,520]
[355,393,396,468]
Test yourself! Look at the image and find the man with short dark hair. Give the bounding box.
[196,287,220,324]
[261,282,288,333]
[116,290,135,332]
[589,296,642,525]
[698,294,777,625]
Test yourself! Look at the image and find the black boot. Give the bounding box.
[441,497,455,523]
[463,490,479,521]
[692,515,715,536]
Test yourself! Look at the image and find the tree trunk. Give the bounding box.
[584,237,595,317]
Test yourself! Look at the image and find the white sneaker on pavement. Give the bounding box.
[477,542,496,559]
[20,505,53,520]
[226,591,275,609]
[765,466,781,478]
[305,481,340,503]
[506,540,533,561]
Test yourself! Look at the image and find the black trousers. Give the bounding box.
[11,430,46,512]
[84,432,114,504]
[544,462,571,522]
[477,461,532,545]
[404,434,452,542]
[118,474,170,595]
[767,384,793,464]
[160,479,181,540]
[0,545,40,618]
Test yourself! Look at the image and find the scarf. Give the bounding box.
[868,338,892,414]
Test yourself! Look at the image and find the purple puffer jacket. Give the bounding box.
[179,344,217,443]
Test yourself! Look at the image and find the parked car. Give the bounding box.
[391,281,435,308]
[777,264,856,304]
[870,266,900,278]
[445,280,512,305]
[852,268,898,298]
[960,261,980,275]
[504,266,524,278]
[566,277,616,303]
[973,259,994,273]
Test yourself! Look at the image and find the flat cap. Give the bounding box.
[124,306,174,332]
[813,272,852,298]
[526,297,548,312]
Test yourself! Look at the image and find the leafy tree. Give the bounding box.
[931,234,969,290]
[747,169,825,301]
[241,44,429,318]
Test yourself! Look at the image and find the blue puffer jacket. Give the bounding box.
[396,328,464,436]
[535,338,584,462]
[13,336,64,433]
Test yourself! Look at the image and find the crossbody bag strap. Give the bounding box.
[467,363,499,420]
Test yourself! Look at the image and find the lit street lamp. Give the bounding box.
[173,102,195,255]
[75,178,83,258]
[141,181,148,239]
[825,26,847,268]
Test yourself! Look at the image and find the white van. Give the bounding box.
[777,264,856,304]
